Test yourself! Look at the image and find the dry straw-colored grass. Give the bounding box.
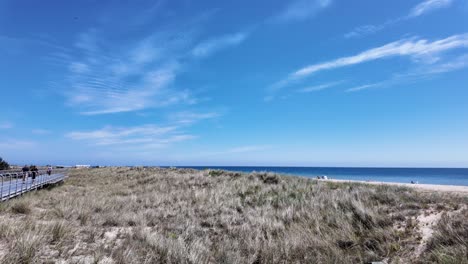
[0,167,466,263]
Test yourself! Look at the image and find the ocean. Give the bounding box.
[176,166,468,186]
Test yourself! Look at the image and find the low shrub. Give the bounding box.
[10,201,31,215]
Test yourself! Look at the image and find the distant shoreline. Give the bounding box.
[189,167,468,193]
[321,178,468,194]
[176,166,468,188]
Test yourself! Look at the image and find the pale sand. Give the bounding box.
[322,178,468,194]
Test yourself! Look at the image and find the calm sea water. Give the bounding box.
[176,166,468,186]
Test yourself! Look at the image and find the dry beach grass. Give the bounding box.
[0,167,466,263]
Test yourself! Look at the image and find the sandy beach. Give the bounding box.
[325,178,468,194]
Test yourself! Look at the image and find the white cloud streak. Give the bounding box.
[192,32,248,58]
[64,27,195,115]
[344,19,400,39]
[298,80,344,92]
[66,125,187,146]
[409,0,453,17]
[345,54,468,92]
[417,53,468,74]
[169,111,221,124]
[345,0,454,38]
[345,83,382,93]
[61,13,243,115]
[294,33,468,78]
[269,34,468,96]
[273,0,331,22]
[66,111,219,148]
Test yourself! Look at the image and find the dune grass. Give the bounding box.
[0,167,466,263]
[421,208,468,264]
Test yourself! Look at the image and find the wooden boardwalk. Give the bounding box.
[0,170,67,201]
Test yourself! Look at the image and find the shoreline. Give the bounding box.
[196,168,468,193]
[178,166,468,189]
[196,168,468,194]
[321,178,468,194]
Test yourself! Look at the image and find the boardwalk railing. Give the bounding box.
[0,169,68,201]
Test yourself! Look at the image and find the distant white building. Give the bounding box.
[75,165,91,168]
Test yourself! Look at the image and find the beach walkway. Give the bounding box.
[0,171,66,201]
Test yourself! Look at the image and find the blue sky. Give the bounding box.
[1,0,468,167]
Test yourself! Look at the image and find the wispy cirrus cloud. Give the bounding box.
[169,111,221,125]
[66,110,218,148]
[292,33,468,78]
[345,83,382,93]
[63,27,196,115]
[66,125,182,146]
[192,32,248,58]
[418,53,468,74]
[297,80,345,93]
[344,19,400,39]
[54,10,243,116]
[272,0,331,23]
[68,127,195,149]
[345,54,468,92]
[269,33,468,96]
[345,0,454,38]
[409,0,453,17]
